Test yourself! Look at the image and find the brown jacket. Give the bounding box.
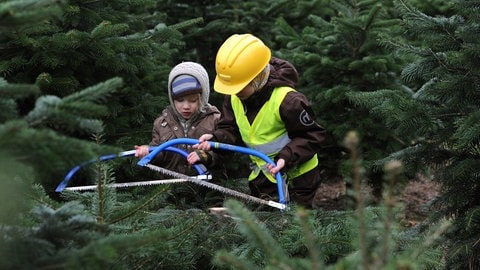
[149,105,221,176]
[212,57,326,171]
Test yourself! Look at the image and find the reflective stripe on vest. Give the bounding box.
[231,86,318,183]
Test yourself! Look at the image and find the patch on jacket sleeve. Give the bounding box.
[299,109,314,126]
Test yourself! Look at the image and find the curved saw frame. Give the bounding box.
[55,139,288,210]
[138,138,287,206]
[55,146,207,192]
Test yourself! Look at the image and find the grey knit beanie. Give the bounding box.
[168,62,210,112]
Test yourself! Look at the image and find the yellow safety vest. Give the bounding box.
[231,86,318,183]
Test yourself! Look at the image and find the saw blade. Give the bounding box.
[146,164,287,210]
[64,178,192,191]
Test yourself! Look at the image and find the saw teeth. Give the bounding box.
[146,164,286,210]
[65,164,286,210]
[64,179,191,191]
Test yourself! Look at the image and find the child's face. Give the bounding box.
[173,93,200,119]
[235,84,255,100]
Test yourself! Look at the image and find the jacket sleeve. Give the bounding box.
[277,91,326,169]
[204,109,222,166]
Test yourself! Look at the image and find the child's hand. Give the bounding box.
[267,158,285,176]
[187,151,201,164]
[187,150,211,165]
[193,134,213,151]
[134,145,149,158]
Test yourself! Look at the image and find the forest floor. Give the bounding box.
[312,174,440,225]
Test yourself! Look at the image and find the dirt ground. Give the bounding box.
[312,175,440,224]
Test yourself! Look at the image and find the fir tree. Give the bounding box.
[348,0,480,268]
[270,0,406,201]
[0,0,204,191]
[213,198,445,269]
[0,0,124,193]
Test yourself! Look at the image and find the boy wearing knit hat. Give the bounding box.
[135,62,221,177]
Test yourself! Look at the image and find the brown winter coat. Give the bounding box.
[149,105,221,176]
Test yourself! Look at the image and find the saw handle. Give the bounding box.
[55,146,207,192]
[138,138,287,205]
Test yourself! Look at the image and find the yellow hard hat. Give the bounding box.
[214,34,271,95]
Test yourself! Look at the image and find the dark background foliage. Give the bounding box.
[1,0,479,269]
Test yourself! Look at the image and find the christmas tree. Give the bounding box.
[348,0,480,268]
